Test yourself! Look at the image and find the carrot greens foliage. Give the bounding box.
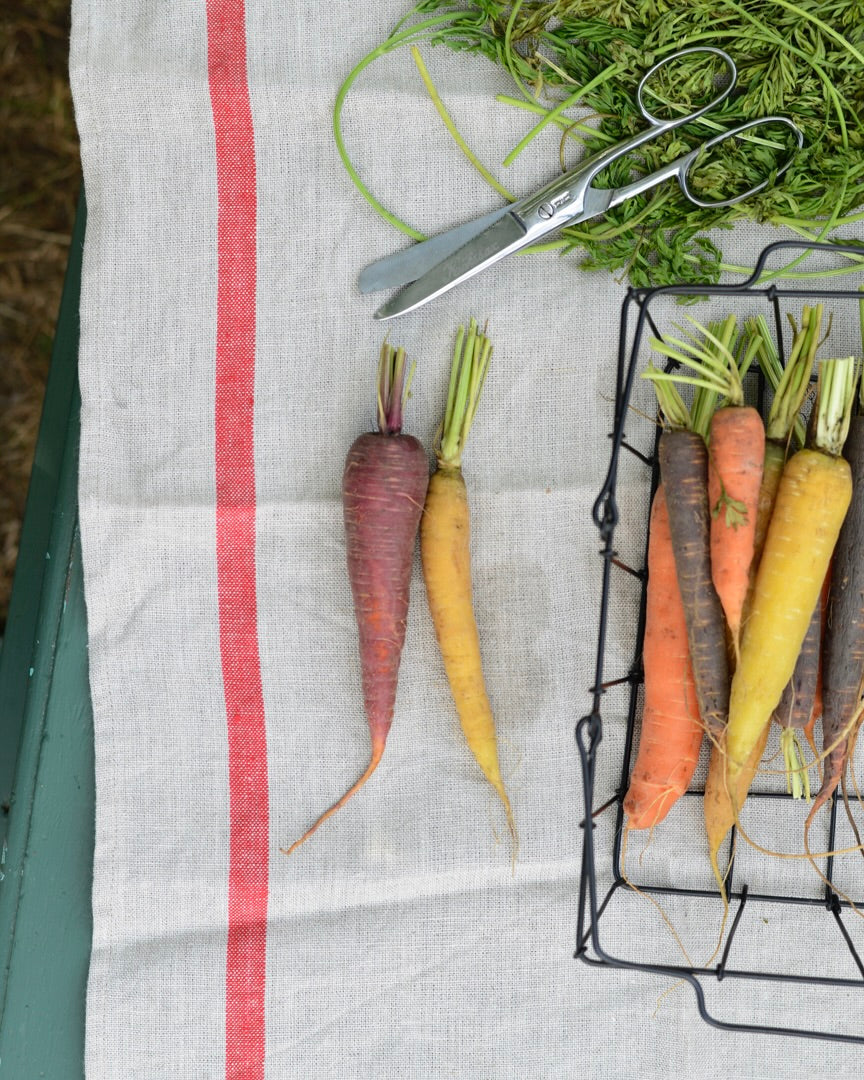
[337,0,864,286]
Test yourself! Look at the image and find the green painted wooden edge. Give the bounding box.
[0,190,92,1076]
[0,191,86,808]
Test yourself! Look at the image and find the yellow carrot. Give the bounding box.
[420,320,518,860]
[725,358,857,803]
[704,724,769,902]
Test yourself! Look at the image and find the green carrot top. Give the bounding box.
[643,314,751,439]
[437,318,492,469]
[336,4,864,291]
[376,340,415,436]
[812,357,858,457]
[745,305,824,446]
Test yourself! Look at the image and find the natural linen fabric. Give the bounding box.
[70,2,864,1077]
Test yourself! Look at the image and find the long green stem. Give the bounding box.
[411,47,514,201]
[331,7,505,239]
[773,210,864,229]
[501,64,623,167]
[496,95,617,143]
[333,20,449,240]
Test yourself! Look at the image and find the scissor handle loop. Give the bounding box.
[637,47,737,130]
[679,115,804,209]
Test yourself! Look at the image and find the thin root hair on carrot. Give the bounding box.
[729,794,864,865]
[803,817,864,921]
[619,824,695,970]
[840,776,864,863]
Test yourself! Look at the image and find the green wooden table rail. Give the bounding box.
[0,193,92,1077]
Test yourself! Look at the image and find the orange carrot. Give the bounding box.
[708,404,764,658]
[651,314,764,660]
[624,484,703,829]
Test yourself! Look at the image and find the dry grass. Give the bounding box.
[1,2,79,632]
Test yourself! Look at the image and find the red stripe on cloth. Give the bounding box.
[206,2,269,1078]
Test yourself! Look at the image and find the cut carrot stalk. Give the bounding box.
[745,306,823,577]
[420,320,518,861]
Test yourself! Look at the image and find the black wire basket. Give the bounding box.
[576,240,864,1044]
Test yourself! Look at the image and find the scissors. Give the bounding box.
[359,47,803,320]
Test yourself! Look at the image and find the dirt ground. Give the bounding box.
[0,2,79,632]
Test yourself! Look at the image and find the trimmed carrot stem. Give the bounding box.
[746,305,823,576]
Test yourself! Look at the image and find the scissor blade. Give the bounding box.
[374,213,528,321]
[358,205,514,294]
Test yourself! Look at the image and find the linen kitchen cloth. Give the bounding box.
[70,3,864,1077]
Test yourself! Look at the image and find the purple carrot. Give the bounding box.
[283,342,428,855]
[807,410,864,824]
[659,428,730,737]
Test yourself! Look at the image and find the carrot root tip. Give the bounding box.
[282,743,386,856]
